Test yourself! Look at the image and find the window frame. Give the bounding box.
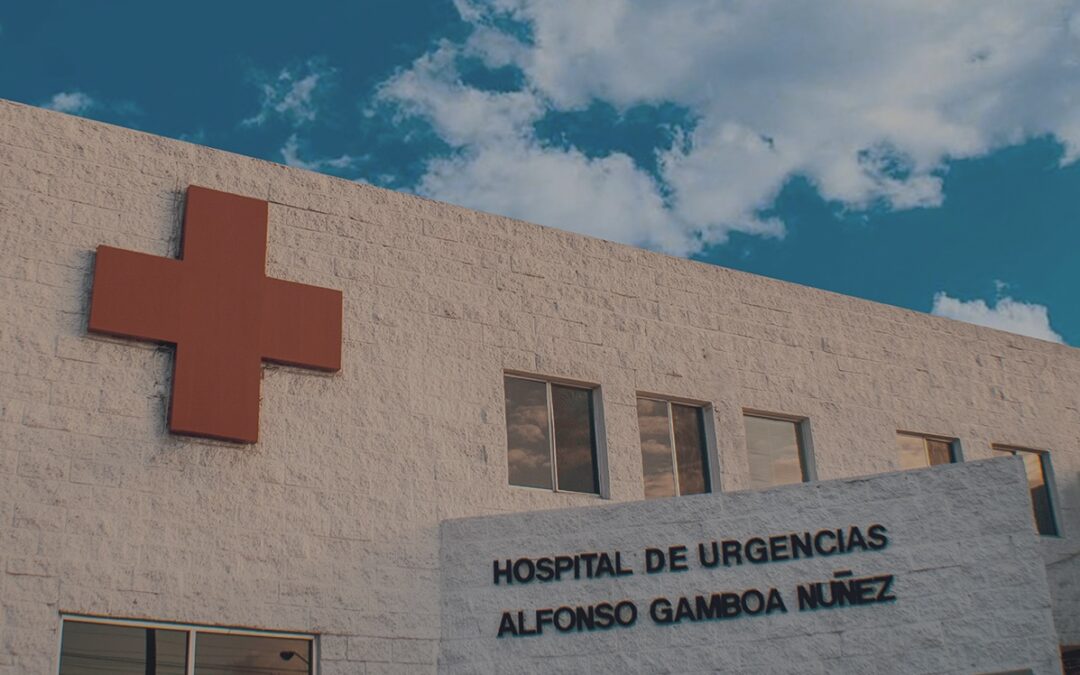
[991,444,1062,537]
[896,430,962,468]
[57,614,318,675]
[503,372,608,498]
[636,394,717,498]
[742,409,817,486]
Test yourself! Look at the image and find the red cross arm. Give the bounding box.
[87,245,185,343]
[261,277,343,371]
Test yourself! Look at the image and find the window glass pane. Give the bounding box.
[996,448,1058,536]
[60,622,187,675]
[672,404,709,495]
[504,376,552,489]
[926,439,953,465]
[896,433,929,469]
[551,384,598,494]
[1021,453,1057,535]
[744,415,804,489]
[637,398,676,499]
[194,633,311,674]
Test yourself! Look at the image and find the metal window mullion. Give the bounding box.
[547,382,558,492]
[667,401,680,496]
[186,630,196,675]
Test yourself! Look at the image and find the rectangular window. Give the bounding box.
[993,445,1059,536]
[504,374,600,494]
[58,616,314,675]
[896,432,958,470]
[636,397,711,499]
[743,413,812,489]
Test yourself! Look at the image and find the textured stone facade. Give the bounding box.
[441,459,1059,673]
[0,98,1077,673]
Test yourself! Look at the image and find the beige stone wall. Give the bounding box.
[0,98,1077,673]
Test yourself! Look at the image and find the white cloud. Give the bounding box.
[280,134,360,172]
[380,0,1080,254]
[931,291,1063,343]
[244,61,331,127]
[42,91,96,114]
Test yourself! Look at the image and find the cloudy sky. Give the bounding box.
[3,0,1079,344]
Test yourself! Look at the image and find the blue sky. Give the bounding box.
[3,0,1079,345]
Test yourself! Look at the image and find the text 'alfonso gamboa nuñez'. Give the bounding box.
[492,524,895,638]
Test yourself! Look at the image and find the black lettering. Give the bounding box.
[554,556,573,580]
[814,529,837,555]
[745,537,768,563]
[497,611,517,637]
[790,532,813,559]
[852,577,875,605]
[765,588,787,614]
[721,539,743,566]
[847,526,867,551]
[696,594,722,620]
[867,524,888,550]
[719,592,741,618]
[580,552,597,577]
[797,583,820,611]
[594,602,615,629]
[698,541,720,568]
[768,535,789,561]
[536,608,553,635]
[596,553,615,577]
[575,605,595,631]
[645,548,666,573]
[494,559,512,585]
[513,558,535,583]
[830,578,854,607]
[674,596,694,622]
[875,574,896,602]
[616,551,634,576]
[535,557,554,582]
[741,589,765,615]
[517,610,537,635]
[615,601,638,626]
[835,528,846,553]
[650,597,672,624]
[554,607,575,632]
[669,546,689,572]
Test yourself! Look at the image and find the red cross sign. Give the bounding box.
[87,185,343,443]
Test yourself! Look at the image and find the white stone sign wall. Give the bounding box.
[440,459,1061,674]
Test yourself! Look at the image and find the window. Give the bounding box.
[636,397,711,499]
[58,616,315,675]
[1062,645,1080,675]
[992,445,1059,536]
[743,413,813,489]
[503,374,600,494]
[896,432,958,470]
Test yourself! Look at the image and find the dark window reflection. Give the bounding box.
[994,447,1059,536]
[195,633,311,674]
[504,376,553,489]
[672,404,709,495]
[59,621,186,675]
[637,398,676,498]
[552,384,598,494]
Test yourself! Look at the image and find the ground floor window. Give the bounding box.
[58,616,314,675]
